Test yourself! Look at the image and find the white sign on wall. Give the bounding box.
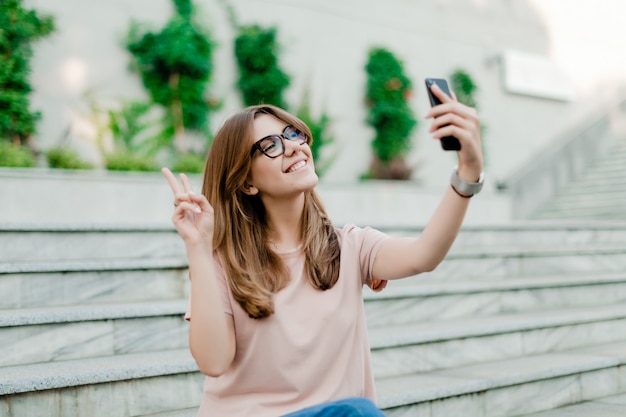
[501,49,576,101]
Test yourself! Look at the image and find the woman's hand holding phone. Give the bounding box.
[425,78,483,181]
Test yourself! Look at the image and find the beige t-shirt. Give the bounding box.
[190,224,389,417]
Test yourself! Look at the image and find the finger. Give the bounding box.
[174,192,192,207]
[429,113,472,133]
[189,192,213,212]
[162,167,183,195]
[175,201,202,214]
[427,101,477,121]
[180,173,196,195]
[430,84,454,104]
[432,125,473,144]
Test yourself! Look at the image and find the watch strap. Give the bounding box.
[450,166,484,197]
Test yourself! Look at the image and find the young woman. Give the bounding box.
[162,83,484,416]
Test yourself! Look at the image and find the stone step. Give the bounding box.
[576,176,626,188]
[535,207,626,220]
[0,301,187,367]
[0,224,184,263]
[0,259,189,309]
[578,169,626,181]
[391,223,626,248]
[377,342,626,417]
[0,258,189,309]
[591,161,626,173]
[369,304,626,378]
[5,244,626,309]
[536,212,626,221]
[594,157,626,166]
[520,392,626,417]
[3,340,624,417]
[378,340,626,417]
[540,194,626,209]
[6,224,626,265]
[0,350,203,417]
[420,245,626,280]
[140,409,197,417]
[365,271,626,325]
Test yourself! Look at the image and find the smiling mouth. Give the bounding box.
[286,160,307,173]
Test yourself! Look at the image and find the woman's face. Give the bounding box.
[246,114,318,200]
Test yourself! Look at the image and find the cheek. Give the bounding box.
[249,159,279,185]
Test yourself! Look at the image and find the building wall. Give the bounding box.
[26,0,580,188]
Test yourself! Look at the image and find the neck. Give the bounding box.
[263,193,306,250]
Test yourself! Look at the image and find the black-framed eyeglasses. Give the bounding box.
[250,125,309,158]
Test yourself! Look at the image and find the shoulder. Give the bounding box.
[334,224,389,248]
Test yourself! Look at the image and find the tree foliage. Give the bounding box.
[450,68,478,108]
[0,0,54,145]
[125,0,215,148]
[234,25,290,109]
[364,47,416,179]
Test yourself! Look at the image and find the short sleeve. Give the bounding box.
[184,252,233,321]
[337,224,389,291]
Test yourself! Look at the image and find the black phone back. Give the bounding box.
[425,78,461,151]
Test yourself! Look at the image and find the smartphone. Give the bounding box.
[425,78,461,151]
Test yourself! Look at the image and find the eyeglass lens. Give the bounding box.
[256,126,307,158]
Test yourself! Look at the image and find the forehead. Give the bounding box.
[252,114,288,141]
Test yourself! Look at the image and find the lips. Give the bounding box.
[286,159,307,173]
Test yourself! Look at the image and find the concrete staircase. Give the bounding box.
[532,140,626,220]
[3,223,626,416]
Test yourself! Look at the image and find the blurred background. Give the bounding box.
[3,0,626,225]
[10,0,626,185]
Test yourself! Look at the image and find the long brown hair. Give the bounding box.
[201,105,340,319]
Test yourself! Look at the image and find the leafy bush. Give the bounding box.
[105,150,157,172]
[0,142,35,167]
[46,147,92,170]
[364,47,416,179]
[234,25,290,108]
[107,100,162,155]
[172,152,205,173]
[125,0,215,150]
[0,0,55,145]
[450,69,478,108]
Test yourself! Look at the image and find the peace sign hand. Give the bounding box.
[162,167,214,248]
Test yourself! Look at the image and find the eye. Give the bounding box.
[284,126,306,142]
[260,137,280,152]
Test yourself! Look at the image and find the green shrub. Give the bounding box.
[450,69,478,108]
[234,25,290,108]
[105,150,157,172]
[0,142,35,167]
[46,147,92,170]
[125,0,216,151]
[0,0,55,145]
[172,152,205,173]
[364,47,416,179]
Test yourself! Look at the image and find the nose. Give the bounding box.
[282,138,302,156]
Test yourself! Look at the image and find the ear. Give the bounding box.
[242,181,259,196]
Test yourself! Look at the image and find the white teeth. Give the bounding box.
[287,160,306,173]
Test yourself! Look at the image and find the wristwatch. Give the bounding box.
[450,166,484,198]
